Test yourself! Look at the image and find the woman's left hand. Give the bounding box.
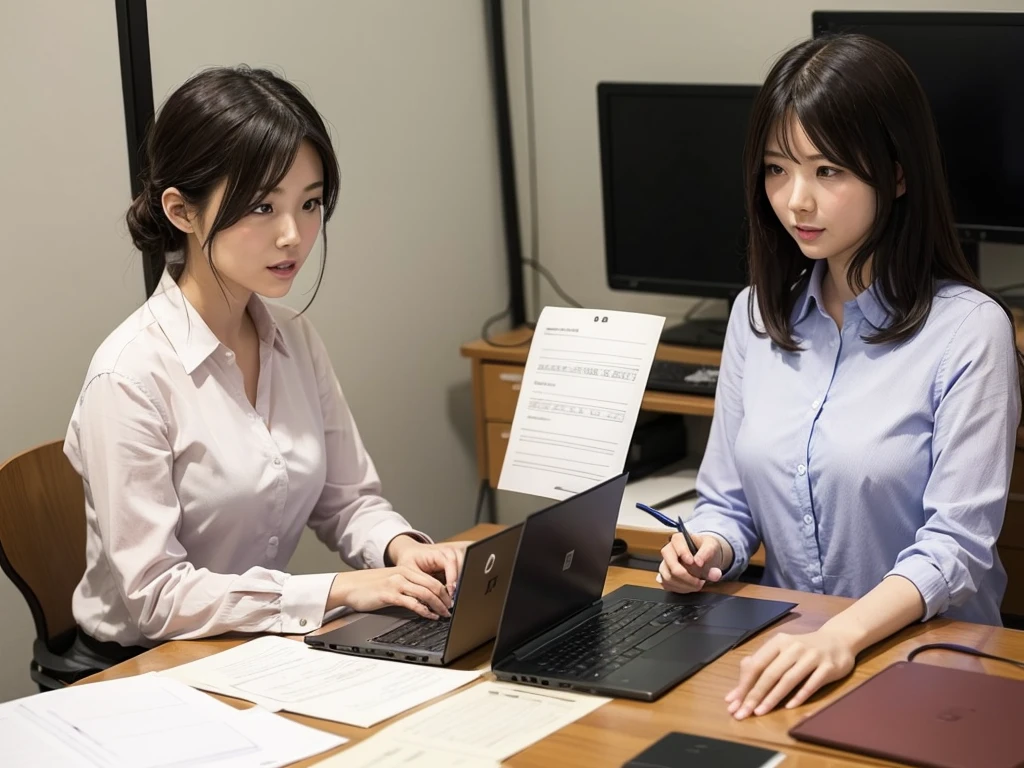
[725,628,857,719]
[386,536,470,598]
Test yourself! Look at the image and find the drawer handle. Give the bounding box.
[500,432,510,440]
[499,372,523,383]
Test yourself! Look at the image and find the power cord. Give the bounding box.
[906,642,1024,670]
[481,258,584,346]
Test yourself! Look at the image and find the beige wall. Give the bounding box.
[513,0,1024,322]
[0,2,142,700]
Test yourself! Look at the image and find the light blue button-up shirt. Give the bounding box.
[690,261,1020,626]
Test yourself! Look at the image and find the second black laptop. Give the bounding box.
[490,472,796,701]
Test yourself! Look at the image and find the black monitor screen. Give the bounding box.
[813,12,1024,243]
[598,84,756,299]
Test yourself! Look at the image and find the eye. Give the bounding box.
[817,166,843,179]
[251,203,273,215]
[303,197,324,212]
[764,163,784,176]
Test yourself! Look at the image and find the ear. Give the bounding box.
[895,163,906,198]
[161,187,195,234]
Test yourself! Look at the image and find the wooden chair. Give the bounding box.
[0,440,95,690]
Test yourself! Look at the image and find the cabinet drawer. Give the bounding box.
[482,364,524,422]
[486,422,512,485]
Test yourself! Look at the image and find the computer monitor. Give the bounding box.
[597,83,756,348]
[813,11,1024,246]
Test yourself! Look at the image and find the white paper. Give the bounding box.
[314,681,609,766]
[161,636,481,728]
[0,672,345,768]
[316,740,500,768]
[618,466,698,531]
[498,306,665,499]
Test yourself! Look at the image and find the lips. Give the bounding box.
[268,260,296,270]
[795,226,824,242]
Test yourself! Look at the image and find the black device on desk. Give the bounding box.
[490,473,795,701]
[646,360,719,396]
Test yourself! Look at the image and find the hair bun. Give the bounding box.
[125,184,182,257]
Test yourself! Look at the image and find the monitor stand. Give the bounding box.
[660,317,727,349]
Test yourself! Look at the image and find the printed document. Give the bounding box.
[0,672,344,768]
[498,306,664,499]
[161,635,481,728]
[312,681,609,766]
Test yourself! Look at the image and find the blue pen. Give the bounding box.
[635,502,699,556]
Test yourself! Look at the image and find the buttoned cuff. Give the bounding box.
[280,572,337,633]
[362,520,433,569]
[688,522,750,581]
[886,557,950,621]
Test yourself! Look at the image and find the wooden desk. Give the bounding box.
[82,524,1024,767]
[460,327,767,568]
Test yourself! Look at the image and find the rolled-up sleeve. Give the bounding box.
[302,320,430,569]
[887,301,1020,620]
[71,372,335,640]
[688,291,762,579]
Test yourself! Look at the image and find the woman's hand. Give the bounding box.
[386,536,470,598]
[658,532,728,593]
[328,567,453,620]
[725,628,857,718]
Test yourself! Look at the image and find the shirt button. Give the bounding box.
[299,619,307,627]
[811,399,821,409]
[225,350,235,360]
[273,457,283,467]
[269,536,279,546]
[797,464,807,475]
[804,514,813,525]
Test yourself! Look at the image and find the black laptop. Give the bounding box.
[490,472,796,701]
[305,523,522,666]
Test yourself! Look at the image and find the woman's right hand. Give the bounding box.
[328,567,452,620]
[658,532,727,593]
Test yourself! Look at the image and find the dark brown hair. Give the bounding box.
[744,33,1017,352]
[126,65,340,309]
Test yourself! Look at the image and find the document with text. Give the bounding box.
[313,681,609,766]
[161,636,481,728]
[498,306,664,499]
[0,672,344,768]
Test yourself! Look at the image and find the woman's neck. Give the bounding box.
[176,256,253,347]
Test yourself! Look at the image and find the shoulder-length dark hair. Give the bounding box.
[744,33,1016,351]
[126,65,340,310]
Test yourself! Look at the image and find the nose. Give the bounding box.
[276,215,300,249]
[787,175,816,214]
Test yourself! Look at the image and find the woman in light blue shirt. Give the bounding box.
[658,34,1022,718]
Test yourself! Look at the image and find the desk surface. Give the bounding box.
[82,524,1024,767]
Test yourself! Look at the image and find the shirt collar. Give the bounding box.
[147,270,289,375]
[791,260,891,329]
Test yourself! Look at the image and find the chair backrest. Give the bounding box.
[0,440,86,649]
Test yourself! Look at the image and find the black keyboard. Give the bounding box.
[526,599,708,682]
[371,617,451,652]
[647,360,719,396]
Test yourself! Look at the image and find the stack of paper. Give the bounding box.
[161,636,482,728]
[0,672,344,768]
[313,681,610,767]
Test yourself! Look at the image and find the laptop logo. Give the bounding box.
[562,550,575,571]
[937,706,976,722]
[484,553,496,575]
[484,575,499,595]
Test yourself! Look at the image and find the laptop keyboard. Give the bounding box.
[371,617,451,653]
[527,599,707,681]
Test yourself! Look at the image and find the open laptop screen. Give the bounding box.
[490,473,628,665]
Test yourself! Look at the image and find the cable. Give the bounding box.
[907,642,1024,670]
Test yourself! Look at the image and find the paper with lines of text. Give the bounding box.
[497,306,664,499]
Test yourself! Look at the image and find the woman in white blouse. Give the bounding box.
[64,66,465,666]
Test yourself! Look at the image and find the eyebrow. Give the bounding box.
[764,149,827,162]
[269,181,324,194]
